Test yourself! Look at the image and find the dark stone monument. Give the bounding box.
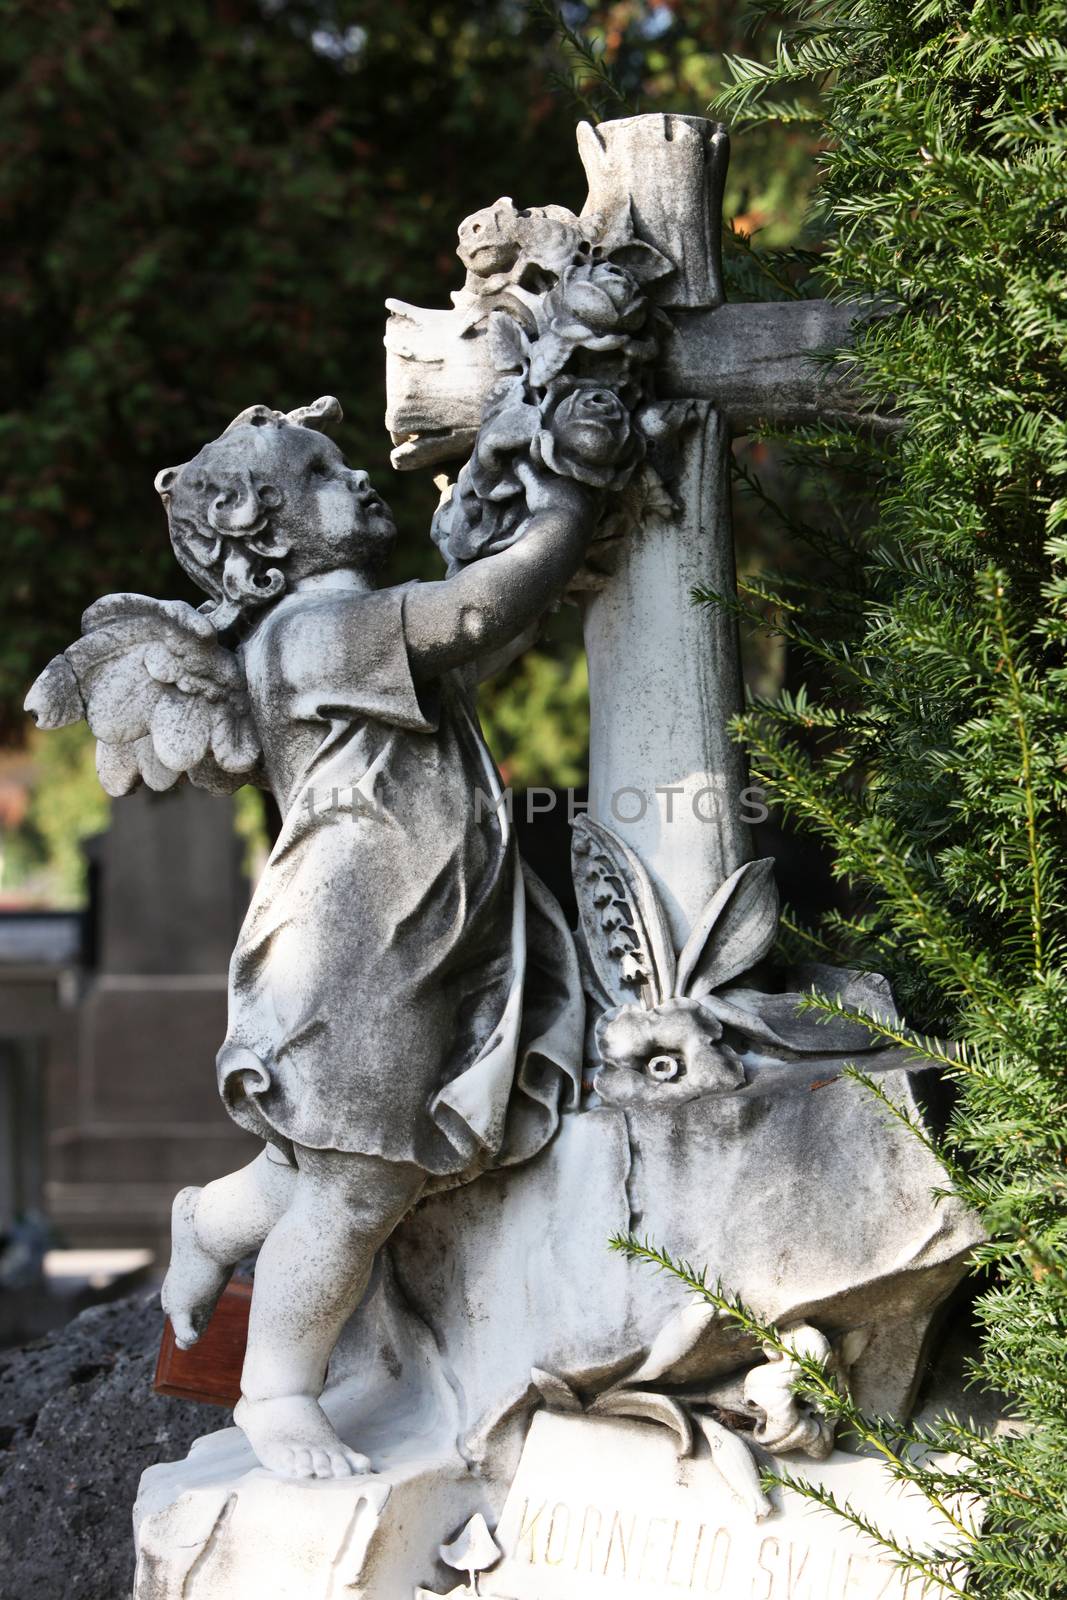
[46,785,256,1255]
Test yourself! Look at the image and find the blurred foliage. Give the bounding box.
[0,723,109,903]
[0,0,819,898]
[478,612,590,788]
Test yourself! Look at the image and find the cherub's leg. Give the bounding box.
[234,1147,424,1481]
[161,1146,296,1348]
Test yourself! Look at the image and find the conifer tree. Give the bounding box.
[612,3,1067,1593]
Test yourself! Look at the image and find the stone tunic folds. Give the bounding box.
[217,582,583,1177]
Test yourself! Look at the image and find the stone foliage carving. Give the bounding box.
[572,815,894,1106]
[430,196,680,585]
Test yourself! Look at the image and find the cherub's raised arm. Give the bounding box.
[404,473,599,677]
[407,253,670,676]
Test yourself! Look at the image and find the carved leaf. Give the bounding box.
[572,816,676,1006]
[619,1302,723,1389]
[587,1389,693,1457]
[439,1514,501,1582]
[591,198,676,285]
[675,858,779,1001]
[702,988,882,1055]
[486,310,530,374]
[695,1414,773,1521]
[605,236,676,283]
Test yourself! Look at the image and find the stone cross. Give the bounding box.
[386,114,873,949]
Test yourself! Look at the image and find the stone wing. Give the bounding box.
[25,593,261,797]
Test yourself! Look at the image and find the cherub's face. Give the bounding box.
[180,423,396,582]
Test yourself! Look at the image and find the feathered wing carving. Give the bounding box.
[25,594,262,797]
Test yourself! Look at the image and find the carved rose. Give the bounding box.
[549,261,647,333]
[533,382,644,490]
[430,465,525,571]
[593,998,744,1107]
[528,262,654,388]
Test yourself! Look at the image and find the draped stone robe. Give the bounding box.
[217,581,583,1177]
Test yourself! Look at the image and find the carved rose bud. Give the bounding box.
[533,382,644,490]
[547,261,647,335]
[527,262,654,389]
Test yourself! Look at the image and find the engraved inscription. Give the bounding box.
[503,1498,943,1598]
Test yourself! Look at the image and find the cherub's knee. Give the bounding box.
[293,1150,423,1249]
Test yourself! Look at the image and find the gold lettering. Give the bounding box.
[574,1506,603,1573]
[685,1523,707,1591]
[870,1557,901,1600]
[752,1536,781,1600]
[516,1498,546,1565]
[603,1511,637,1578]
[544,1502,571,1567]
[787,1541,810,1600]
[703,1526,732,1594]
[638,1517,674,1582]
[666,1519,700,1590]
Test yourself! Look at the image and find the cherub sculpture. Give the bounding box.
[23,388,644,1480]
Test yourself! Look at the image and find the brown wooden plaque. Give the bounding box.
[153,1274,251,1408]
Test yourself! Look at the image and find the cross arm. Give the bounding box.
[662,300,892,432]
[384,297,891,472]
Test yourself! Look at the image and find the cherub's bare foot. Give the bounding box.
[160,1186,230,1349]
[234,1395,371,1480]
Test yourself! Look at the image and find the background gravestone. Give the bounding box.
[45,787,255,1258]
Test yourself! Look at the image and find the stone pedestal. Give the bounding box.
[134,1059,981,1598]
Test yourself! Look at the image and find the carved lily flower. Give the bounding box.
[594,998,744,1106]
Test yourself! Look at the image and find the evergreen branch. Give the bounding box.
[767,1469,974,1600]
[528,2,633,122]
[610,1234,978,1545]
[985,570,1047,976]
[840,1064,973,1193]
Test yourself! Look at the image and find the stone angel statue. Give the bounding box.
[22,387,641,1480]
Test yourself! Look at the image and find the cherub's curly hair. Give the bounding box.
[154,397,343,632]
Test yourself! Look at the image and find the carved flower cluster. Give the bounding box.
[432,244,667,569]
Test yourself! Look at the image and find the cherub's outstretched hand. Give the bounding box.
[25,594,261,797]
[512,455,595,519]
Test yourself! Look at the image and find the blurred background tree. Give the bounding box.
[0,0,819,900]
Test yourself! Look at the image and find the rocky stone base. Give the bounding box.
[0,1291,226,1600]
